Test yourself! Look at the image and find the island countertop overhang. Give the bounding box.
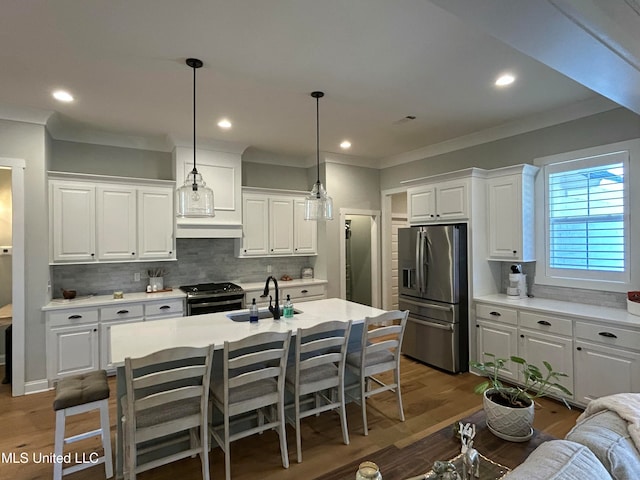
[110,298,387,366]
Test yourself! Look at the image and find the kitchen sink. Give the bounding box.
[226,308,302,322]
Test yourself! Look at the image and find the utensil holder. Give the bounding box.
[149,277,164,291]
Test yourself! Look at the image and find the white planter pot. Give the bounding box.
[483,388,534,439]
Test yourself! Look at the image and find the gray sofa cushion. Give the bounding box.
[503,439,613,480]
[566,410,640,480]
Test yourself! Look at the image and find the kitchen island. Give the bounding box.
[110,297,387,478]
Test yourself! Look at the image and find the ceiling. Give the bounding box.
[0,0,631,166]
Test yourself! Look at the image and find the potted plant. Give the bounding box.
[470,353,572,440]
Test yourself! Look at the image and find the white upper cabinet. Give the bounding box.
[237,188,317,257]
[49,173,175,264]
[408,179,469,224]
[240,194,269,256]
[486,164,538,261]
[293,198,317,255]
[50,181,97,262]
[269,197,294,255]
[96,185,137,261]
[173,145,246,238]
[138,187,175,259]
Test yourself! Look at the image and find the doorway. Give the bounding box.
[339,209,380,307]
[0,158,25,397]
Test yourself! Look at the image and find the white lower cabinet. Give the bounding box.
[574,321,640,404]
[518,329,573,396]
[476,319,519,381]
[144,299,184,320]
[474,299,640,407]
[475,303,519,381]
[46,296,185,383]
[574,341,640,404]
[99,304,144,371]
[47,308,101,382]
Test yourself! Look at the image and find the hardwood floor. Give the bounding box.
[0,359,581,480]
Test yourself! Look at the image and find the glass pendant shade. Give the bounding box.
[176,57,215,218]
[304,180,333,220]
[304,90,333,221]
[176,168,214,217]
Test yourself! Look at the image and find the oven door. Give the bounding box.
[187,294,244,316]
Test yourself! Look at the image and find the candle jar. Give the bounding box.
[356,461,381,480]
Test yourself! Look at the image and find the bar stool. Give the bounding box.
[53,370,113,480]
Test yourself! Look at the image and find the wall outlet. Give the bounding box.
[267,264,272,274]
[134,272,141,282]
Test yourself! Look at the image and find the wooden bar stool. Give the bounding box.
[53,370,113,480]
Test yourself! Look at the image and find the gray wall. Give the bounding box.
[0,120,49,383]
[51,140,172,180]
[324,163,381,298]
[381,108,640,190]
[242,148,310,190]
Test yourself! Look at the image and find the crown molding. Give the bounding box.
[168,135,249,155]
[378,96,619,169]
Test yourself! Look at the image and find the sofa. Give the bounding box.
[504,394,640,480]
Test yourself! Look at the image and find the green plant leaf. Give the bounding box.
[510,356,525,364]
[543,361,553,372]
[474,380,490,395]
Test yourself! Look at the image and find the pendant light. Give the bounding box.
[304,91,333,221]
[176,58,215,217]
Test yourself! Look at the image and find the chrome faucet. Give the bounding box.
[263,275,281,319]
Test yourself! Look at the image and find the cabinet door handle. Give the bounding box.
[489,311,501,317]
[131,252,135,255]
[598,331,617,339]
[159,305,171,310]
[68,314,83,319]
[117,310,129,314]
[301,289,308,294]
[520,334,524,338]
[577,347,582,351]
[91,253,95,257]
[537,320,552,326]
[93,328,97,332]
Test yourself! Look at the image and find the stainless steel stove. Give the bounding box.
[180,282,244,316]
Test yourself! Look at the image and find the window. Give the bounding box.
[535,140,638,292]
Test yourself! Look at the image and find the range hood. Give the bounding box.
[173,143,247,238]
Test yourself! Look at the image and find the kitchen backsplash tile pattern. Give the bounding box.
[499,262,626,309]
[51,239,314,297]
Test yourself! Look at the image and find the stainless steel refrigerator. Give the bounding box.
[398,224,468,373]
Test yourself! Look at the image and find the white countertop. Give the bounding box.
[474,294,640,328]
[42,289,186,311]
[110,297,385,365]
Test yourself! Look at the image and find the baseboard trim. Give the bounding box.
[24,379,50,395]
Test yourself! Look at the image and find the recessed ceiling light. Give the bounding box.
[217,119,232,129]
[495,74,515,87]
[340,140,351,150]
[52,90,74,102]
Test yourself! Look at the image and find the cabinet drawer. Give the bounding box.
[475,304,517,325]
[575,322,640,351]
[519,311,572,337]
[144,299,184,317]
[100,304,144,321]
[48,309,99,327]
[282,284,326,301]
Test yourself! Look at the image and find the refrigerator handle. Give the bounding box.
[415,230,422,293]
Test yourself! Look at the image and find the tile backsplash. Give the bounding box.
[51,239,315,297]
[499,262,627,309]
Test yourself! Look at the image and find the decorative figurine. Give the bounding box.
[458,423,476,454]
[432,460,459,480]
[462,445,480,479]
